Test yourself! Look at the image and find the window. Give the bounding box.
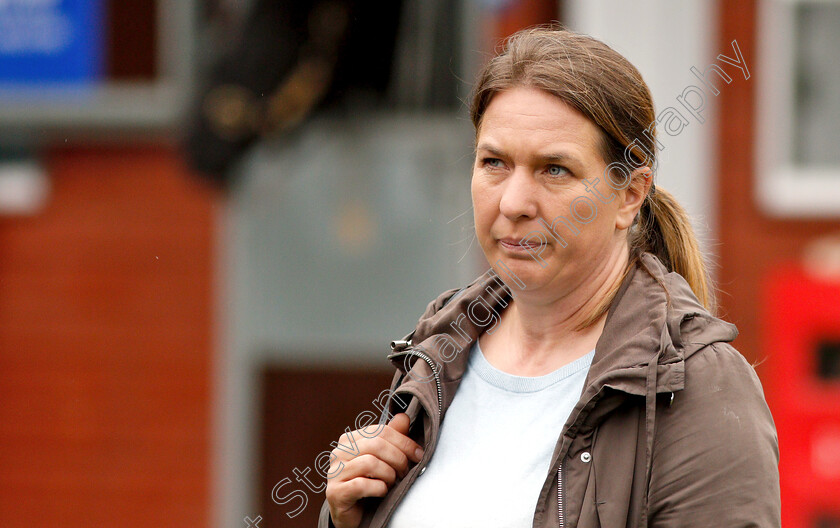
[756,0,840,216]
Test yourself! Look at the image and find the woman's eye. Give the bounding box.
[547,165,568,177]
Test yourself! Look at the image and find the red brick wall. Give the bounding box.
[0,146,218,527]
[716,0,840,369]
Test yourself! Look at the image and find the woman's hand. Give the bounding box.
[325,413,424,528]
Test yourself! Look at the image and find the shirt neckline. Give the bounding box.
[470,340,595,393]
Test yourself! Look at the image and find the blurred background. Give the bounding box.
[0,0,838,526]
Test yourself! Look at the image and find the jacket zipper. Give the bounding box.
[386,347,442,417]
[378,346,442,528]
[557,463,565,528]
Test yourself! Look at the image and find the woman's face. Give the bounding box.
[471,86,647,300]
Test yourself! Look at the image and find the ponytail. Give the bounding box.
[633,186,715,313]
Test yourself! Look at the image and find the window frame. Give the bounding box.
[756,0,840,217]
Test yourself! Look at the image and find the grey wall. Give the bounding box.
[228,114,481,364]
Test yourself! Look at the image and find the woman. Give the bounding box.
[321,27,780,528]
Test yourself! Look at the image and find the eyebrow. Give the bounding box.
[475,143,583,168]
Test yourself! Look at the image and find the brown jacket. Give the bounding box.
[319,253,781,527]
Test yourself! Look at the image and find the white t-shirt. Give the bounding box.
[387,340,595,528]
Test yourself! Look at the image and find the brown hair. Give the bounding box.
[471,26,715,323]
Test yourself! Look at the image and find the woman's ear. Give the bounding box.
[615,166,652,230]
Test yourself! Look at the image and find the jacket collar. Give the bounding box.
[390,252,738,414]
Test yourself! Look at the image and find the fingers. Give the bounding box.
[325,413,425,528]
[325,451,400,528]
[326,478,388,528]
[336,454,398,486]
[331,414,424,468]
[331,435,411,480]
[361,436,412,479]
[381,414,424,463]
[388,412,410,435]
[344,477,390,499]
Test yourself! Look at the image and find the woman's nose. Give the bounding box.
[498,169,538,220]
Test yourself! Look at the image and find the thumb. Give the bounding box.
[388,412,411,435]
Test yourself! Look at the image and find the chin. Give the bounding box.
[489,255,553,293]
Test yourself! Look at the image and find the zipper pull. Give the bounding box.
[390,339,413,351]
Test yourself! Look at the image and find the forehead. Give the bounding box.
[478,86,604,159]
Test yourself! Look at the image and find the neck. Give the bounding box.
[482,244,630,375]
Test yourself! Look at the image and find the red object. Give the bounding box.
[764,264,840,527]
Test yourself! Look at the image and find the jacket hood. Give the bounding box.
[391,252,738,403]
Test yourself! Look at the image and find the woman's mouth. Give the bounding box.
[498,238,546,253]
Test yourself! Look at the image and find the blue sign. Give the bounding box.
[0,0,104,85]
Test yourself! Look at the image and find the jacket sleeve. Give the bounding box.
[647,342,781,527]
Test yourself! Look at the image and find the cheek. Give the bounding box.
[562,188,619,246]
[470,176,497,223]
[585,180,621,228]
